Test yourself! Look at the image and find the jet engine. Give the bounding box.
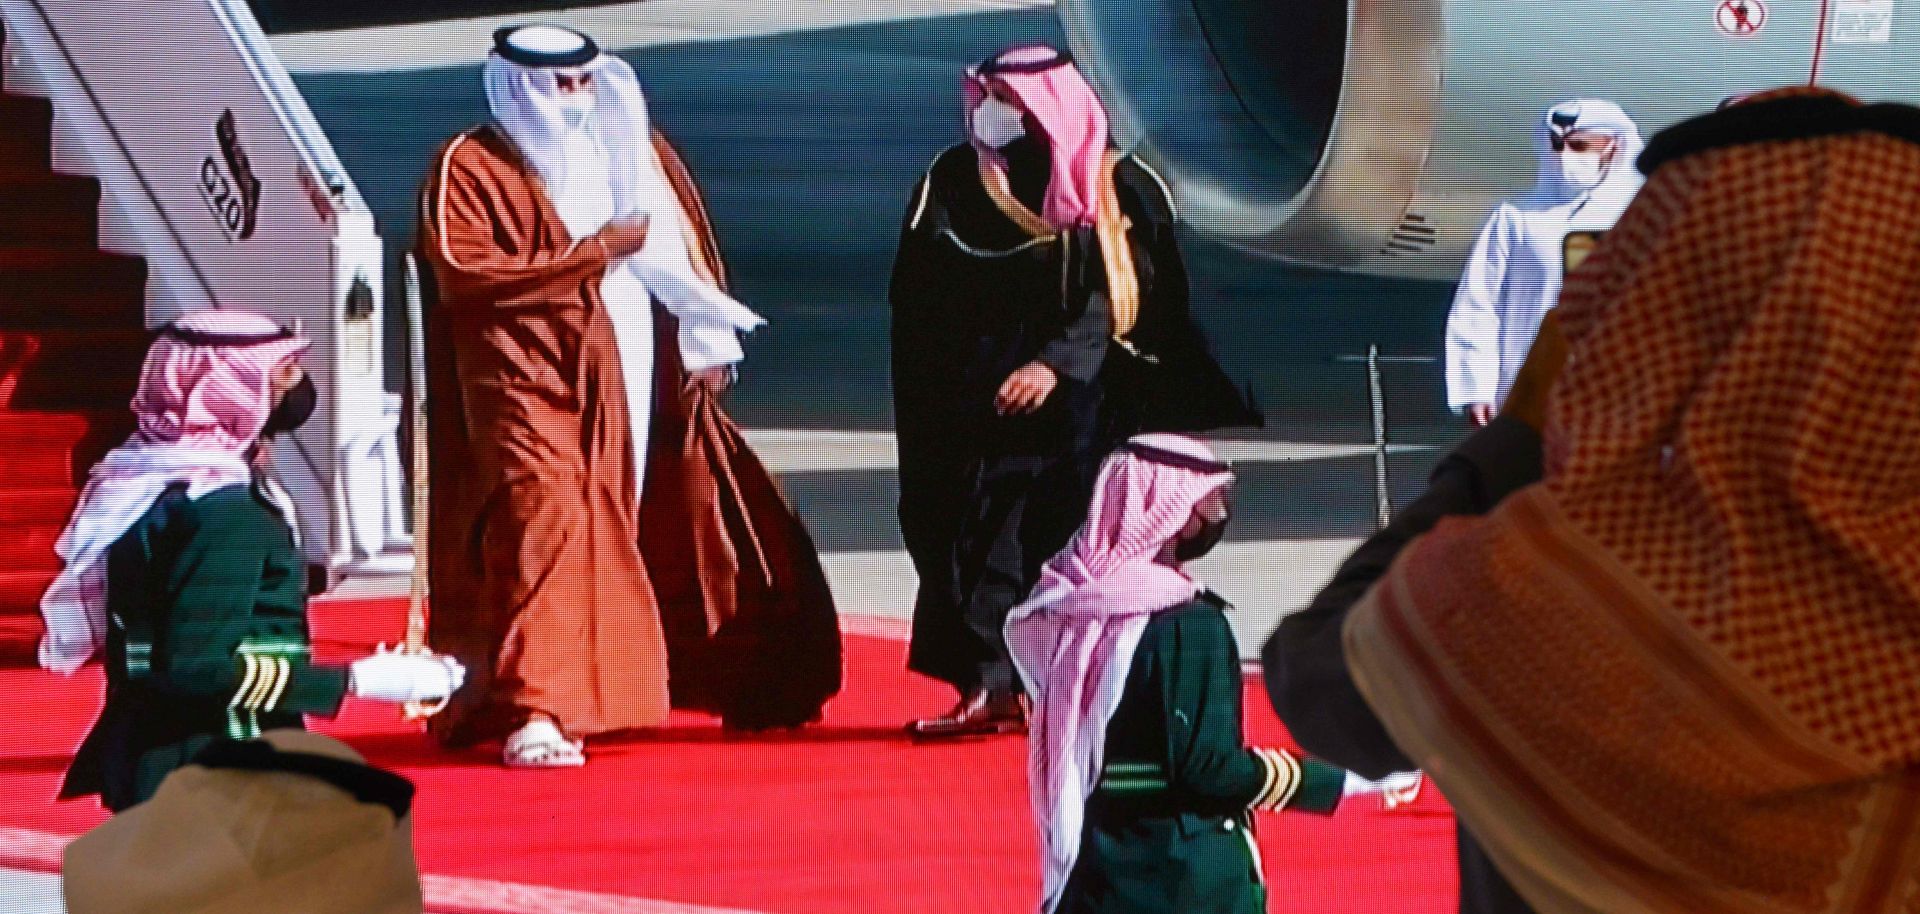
[1058,0,1920,281]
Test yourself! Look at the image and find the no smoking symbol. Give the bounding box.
[1717,0,1767,35]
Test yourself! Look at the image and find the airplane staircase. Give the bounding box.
[0,22,149,664]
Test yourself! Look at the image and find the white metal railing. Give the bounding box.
[1,0,407,580]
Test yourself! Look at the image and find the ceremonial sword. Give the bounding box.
[399,253,448,721]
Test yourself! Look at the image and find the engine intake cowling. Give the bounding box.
[1062,0,1920,282]
[1059,0,1443,278]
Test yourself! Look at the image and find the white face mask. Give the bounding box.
[1560,150,1607,189]
[972,97,1027,148]
[555,91,596,131]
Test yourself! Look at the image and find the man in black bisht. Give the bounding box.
[890,45,1258,738]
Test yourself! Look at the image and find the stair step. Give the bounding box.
[0,327,148,410]
[0,170,99,245]
[0,418,122,488]
[0,409,130,443]
[0,245,147,316]
[0,70,148,667]
[0,487,81,528]
[0,611,46,667]
[0,524,61,573]
[0,441,96,489]
[0,94,53,171]
[0,569,57,615]
[0,569,55,664]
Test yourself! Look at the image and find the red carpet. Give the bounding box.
[0,597,1458,913]
[0,42,149,664]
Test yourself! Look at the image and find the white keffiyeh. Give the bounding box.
[483,48,764,498]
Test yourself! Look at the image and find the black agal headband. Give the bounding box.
[193,739,416,821]
[973,48,1073,78]
[1637,93,1920,177]
[492,24,601,69]
[1121,440,1232,476]
[157,321,297,348]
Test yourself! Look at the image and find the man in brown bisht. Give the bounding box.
[416,24,841,768]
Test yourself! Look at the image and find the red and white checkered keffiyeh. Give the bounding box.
[39,310,309,674]
[1006,434,1232,914]
[1345,87,1920,912]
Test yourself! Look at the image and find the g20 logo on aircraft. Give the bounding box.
[200,110,262,241]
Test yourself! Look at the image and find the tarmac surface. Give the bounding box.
[271,0,1471,658]
[276,0,1464,441]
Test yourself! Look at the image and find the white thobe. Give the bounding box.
[547,130,752,500]
[1444,199,1612,412]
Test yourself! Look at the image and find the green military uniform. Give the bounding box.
[61,482,349,812]
[1059,593,1344,914]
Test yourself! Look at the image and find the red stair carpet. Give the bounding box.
[0,25,148,665]
[0,596,1459,914]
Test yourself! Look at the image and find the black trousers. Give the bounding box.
[906,451,1099,693]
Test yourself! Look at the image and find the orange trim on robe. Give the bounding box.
[415,125,667,744]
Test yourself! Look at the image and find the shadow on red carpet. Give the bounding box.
[0,597,1458,913]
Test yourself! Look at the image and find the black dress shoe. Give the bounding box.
[906,690,1027,740]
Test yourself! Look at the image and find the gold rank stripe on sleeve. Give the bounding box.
[231,652,291,713]
[230,653,260,711]
[261,655,292,711]
[1252,746,1280,806]
[244,655,275,710]
[1252,748,1304,811]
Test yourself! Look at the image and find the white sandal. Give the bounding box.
[502,719,586,769]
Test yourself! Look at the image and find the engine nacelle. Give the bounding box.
[1059,0,1920,282]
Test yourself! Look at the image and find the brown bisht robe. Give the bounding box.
[641,142,843,732]
[417,125,840,745]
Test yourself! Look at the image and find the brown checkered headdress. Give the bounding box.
[1548,87,1920,767]
[1343,88,1920,912]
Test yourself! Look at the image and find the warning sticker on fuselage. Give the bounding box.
[1833,0,1894,44]
[1716,0,1767,36]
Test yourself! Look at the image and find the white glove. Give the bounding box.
[349,651,466,703]
[1343,770,1425,809]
